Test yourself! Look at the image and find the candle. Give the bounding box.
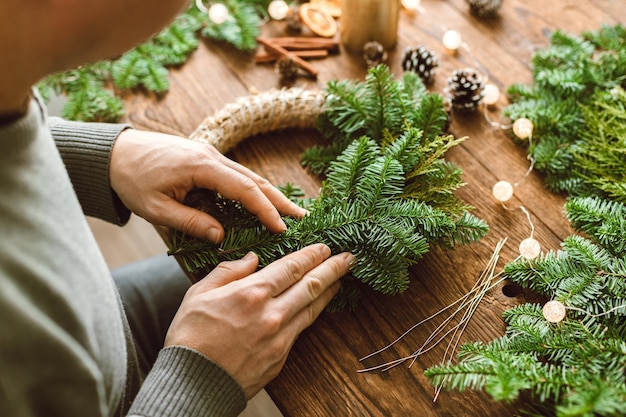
[340,0,400,53]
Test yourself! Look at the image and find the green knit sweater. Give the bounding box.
[0,93,247,416]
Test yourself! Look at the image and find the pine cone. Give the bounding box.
[275,56,299,80]
[444,68,485,113]
[466,0,503,18]
[285,7,302,32]
[401,45,439,84]
[362,41,387,68]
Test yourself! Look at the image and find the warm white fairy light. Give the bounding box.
[208,3,229,24]
[513,117,533,139]
[492,180,514,203]
[543,300,566,323]
[483,84,500,106]
[442,30,463,51]
[401,0,425,13]
[268,0,289,20]
[519,237,541,259]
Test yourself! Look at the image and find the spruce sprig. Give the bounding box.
[303,65,449,174]
[37,1,269,122]
[170,67,488,310]
[426,25,626,415]
[504,24,626,197]
[425,197,626,416]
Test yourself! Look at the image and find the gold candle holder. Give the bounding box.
[340,0,400,53]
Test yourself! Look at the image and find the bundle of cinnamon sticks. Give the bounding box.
[255,36,340,79]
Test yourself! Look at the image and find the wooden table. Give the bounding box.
[122,1,625,415]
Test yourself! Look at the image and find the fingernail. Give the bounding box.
[242,251,257,261]
[278,217,287,232]
[343,253,356,268]
[207,228,222,243]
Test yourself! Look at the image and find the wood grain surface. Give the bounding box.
[121,0,625,415]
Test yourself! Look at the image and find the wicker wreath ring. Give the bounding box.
[189,88,327,153]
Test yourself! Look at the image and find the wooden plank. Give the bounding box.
[120,0,626,415]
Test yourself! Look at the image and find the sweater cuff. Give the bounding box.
[128,346,247,417]
[49,117,132,225]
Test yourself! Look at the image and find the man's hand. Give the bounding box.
[109,129,308,242]
[164,244,354,399]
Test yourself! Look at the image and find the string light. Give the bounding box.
[195,1,230,24]
[268,0,289,20]
[542,299,626,324]
[401,0,426,14]
[513,117,533,139]
[208,3,230,24]
[519,237,541,260]
[442,30,463,51]
[542,300,567,323]
[492,180,514,202]
[482,83,500,106]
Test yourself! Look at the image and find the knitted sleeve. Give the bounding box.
[128,346,247,417]
[48,117,132,225]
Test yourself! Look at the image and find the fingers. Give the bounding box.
[194,151,308,233]
[277,251,353,322]
[286,279,341,337]
[147,198,226,242]
[216,155,309,219]
[257,243,332,297]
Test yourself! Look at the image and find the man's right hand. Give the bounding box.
[164,243,354,399]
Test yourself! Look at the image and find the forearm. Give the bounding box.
[128,346,246,417]
[49,117,132,225]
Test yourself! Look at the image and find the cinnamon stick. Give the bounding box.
[271,37,339,52]
[254,49,329,63]
[256,37,319,79]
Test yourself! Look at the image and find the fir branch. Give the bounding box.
[575,88,626,203]
[427,197,626,416]
[200,0,263,51]
[426,24,626,416]
[308,66,449,173]
[38,2,270,122]
[37,63,125,122]
[564,197,626,257]
[504,24,626,197]
[170,69,487,306]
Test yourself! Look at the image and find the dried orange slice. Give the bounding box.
[310,0,341,18]
[298,3,337,38]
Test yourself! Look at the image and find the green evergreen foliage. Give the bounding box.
[37,62,125,122]
[303,65,449,174]
[37,1,271,122]
[576,88,626,203]
[170,67,488,310]
[425,197,626,416]
[504,24,626,197]
[200,0,265,51]
[425,24,626,415]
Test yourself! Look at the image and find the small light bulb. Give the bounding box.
[513,117,533,139]
[402,0,423,12]
[483,84,500,106]
[208,3,229,24]
[492,180,514,202]
[268,0,289,20]
[519,237,541,259]
[543,300,566,323]
[442,30,463,51]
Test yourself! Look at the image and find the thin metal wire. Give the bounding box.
[358,239,511,385]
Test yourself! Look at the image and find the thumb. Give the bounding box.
[196,252,259,291]
[154,199,225,243]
